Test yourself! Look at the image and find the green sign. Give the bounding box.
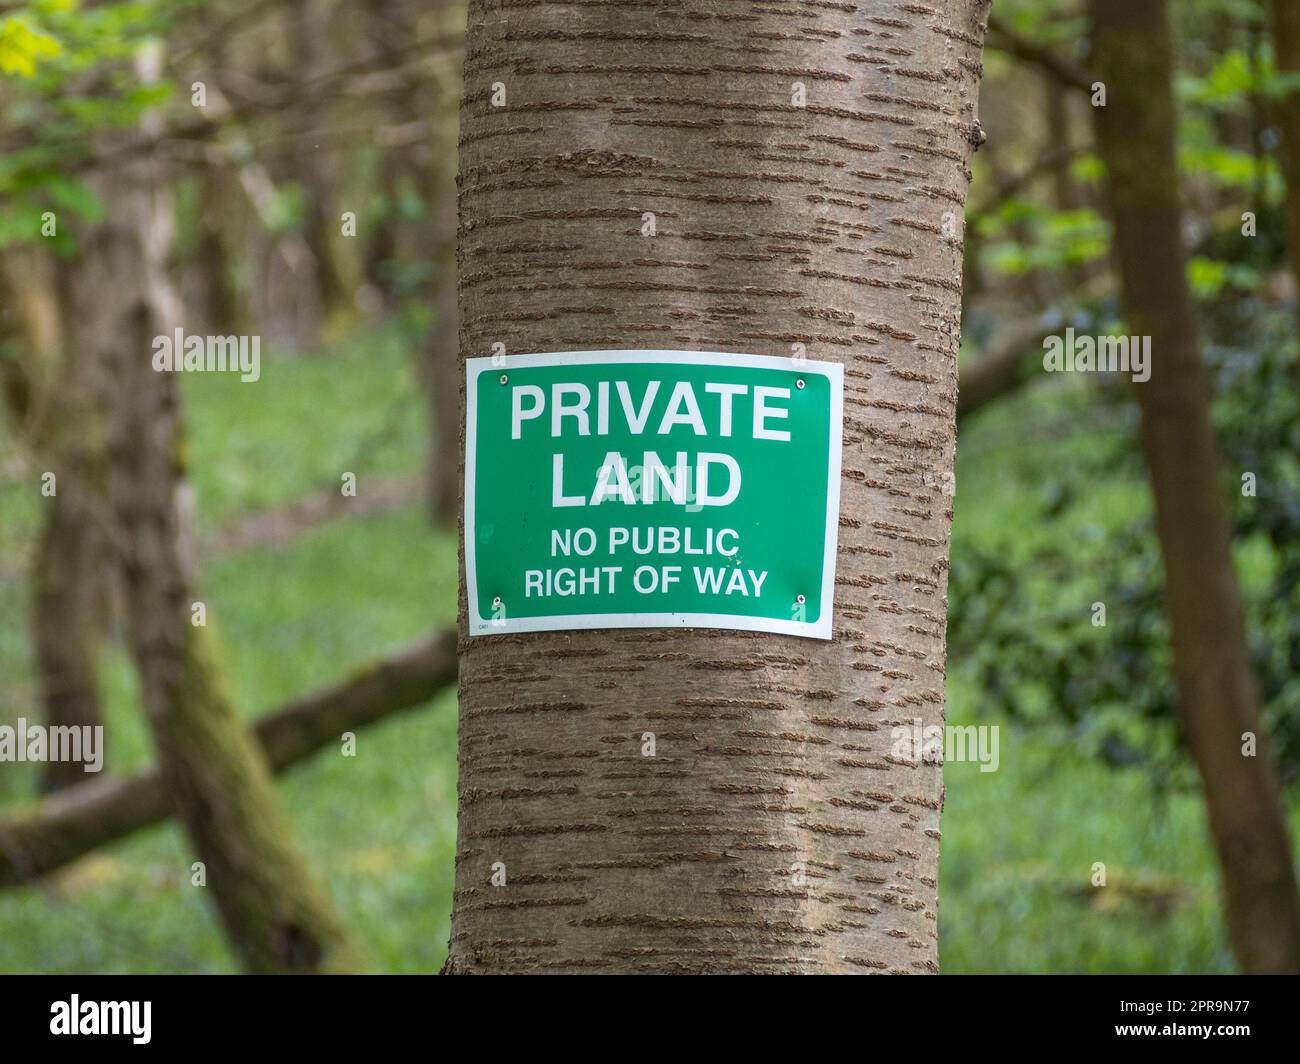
[465,350,842,639]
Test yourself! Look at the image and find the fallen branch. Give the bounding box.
[0,629,458,888]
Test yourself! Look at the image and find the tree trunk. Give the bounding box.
[447,0,988,974]
[291,0,350,325]
[1269,0,1300,390]
[195,159,246,335]
[2,245,110,793]
[1089,0,1300,974]
[30,466,107,793]
[89,48,371,974]
[190,27,248,338]
[361,0,408,304]
[1045,77,1081,213]
[0,246,62,432]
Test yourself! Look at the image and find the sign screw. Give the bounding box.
[796,379,806,390]
[499,374,508,385]
[493,596,502,607]
[796,594,806,604]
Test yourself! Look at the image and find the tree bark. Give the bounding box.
[2,244,110,793]
[0,245,62,432]
[1045,77,1081,214]
[1089,0,1300,974]
[361,0,412,303]
[290,0,350,324]
[447,0,988,974]
[89,48,371,974]
[195,160,245,334]
[29,465,107,793]
[0,630,456,889]
[190,28,248,338]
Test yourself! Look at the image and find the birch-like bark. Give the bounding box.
[448,0,988,974]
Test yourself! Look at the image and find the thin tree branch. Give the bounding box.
[988,15,1092,93]
[958,279,1111,422]
[0,629,458,889]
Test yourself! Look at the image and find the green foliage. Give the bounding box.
[1181,141,1274,192]
[1188,255,1261,297]
[1181,49,1258,109]
[0,0,180,251]
[0,15,60,77]
[976,202,1110,277]
[950,298,1300,788]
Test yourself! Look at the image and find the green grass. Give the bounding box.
[0,329,1292,973]
[941,677,1232,973]
[185,327,426,532]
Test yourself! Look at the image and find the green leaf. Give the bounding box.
[0,16,62,78]
[44,175,103,220]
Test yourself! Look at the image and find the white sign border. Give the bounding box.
[464,349,843,640]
